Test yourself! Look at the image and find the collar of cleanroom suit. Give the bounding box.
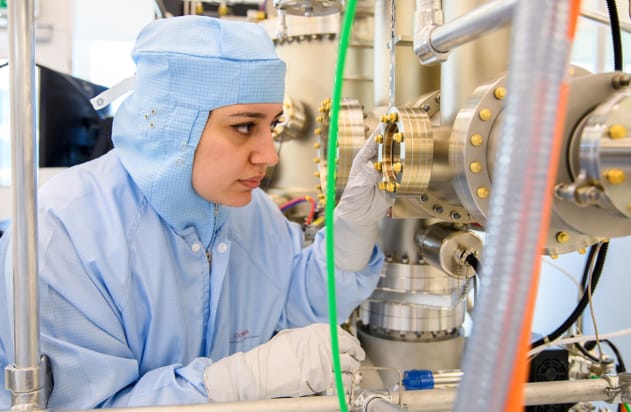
[0,15,385,409]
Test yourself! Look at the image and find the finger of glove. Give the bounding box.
[339,352,362,373]
[336,328,366,361]
[349,137,378,177]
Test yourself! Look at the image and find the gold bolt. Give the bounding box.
[313,142,321,149]
[550,254,559,260]
[313,157,320,163]
[470,134,484,146]
[608,124,627,140]
[393,162,402,173]
[386,182,396,192]
[476,186,490,199]
[479,109,492,121]
[375,134,384,144]
[319,106,326,113]
[316,115,324,123]
[555,231,570,244]
[388,112,399,122]
[374,162,383,171]
[378,181,387,190]
[578,248,586,255]
[317,193,326,199]
[604,168,626,184]
[380,114,389,123]
[469,161,483,174]
[315,184,322,191]
[393,133,404,143]
[314,128,321,135]
[314,171,320,178]
[494,87,507,100]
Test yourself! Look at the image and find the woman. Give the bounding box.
[0,15,393,408]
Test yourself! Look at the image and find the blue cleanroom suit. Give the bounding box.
[0,16,384,409]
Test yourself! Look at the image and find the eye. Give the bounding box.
[232,122,255,134]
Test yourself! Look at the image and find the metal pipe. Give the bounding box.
[56,377,621,412]
[430,0,515,53]
[373,0,390,108]
[580,8,631,33]
[366,397,405,412]
[6,0,52,409]
[8,0,40,372]
[402,377,620,411]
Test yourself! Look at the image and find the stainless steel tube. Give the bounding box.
[366,397,406,412]
[402,377,619,411]
[58,377,619,412]
[430,0,515,53]
[8,0,40,370]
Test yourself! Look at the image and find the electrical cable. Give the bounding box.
[528,327,631,358]
[585,339,627,373]
[542,257,583,294]
[325,0,358,410]
[465,253,480,274]
[531,241,609,349]
[604,0,623,71]
[279,196,317,225]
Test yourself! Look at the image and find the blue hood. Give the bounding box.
[111,16,286,247]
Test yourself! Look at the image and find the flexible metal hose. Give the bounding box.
[453,1,580,411]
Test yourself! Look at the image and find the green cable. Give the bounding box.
[325,0,357,410]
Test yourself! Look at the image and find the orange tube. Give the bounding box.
[504,2,580,410]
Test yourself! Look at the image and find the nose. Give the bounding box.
[251,131,279,167]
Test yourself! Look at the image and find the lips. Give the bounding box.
[238,176,264,189]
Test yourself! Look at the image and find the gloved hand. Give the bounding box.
[204,323,365,402]
[334,129,394,271]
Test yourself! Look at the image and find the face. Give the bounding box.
[192,103,283,207]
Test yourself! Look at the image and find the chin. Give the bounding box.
[225,192,253,208]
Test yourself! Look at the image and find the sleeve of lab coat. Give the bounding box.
[280,224,384,328]
[37,217,212,409]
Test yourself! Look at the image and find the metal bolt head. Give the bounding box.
[375,134,384,144]
[476,186,490,199]
[314,128,321,135]
[380,114,388,123]
[494,87,507,100]
[378,181,386,191]
[393,133,404,143]
[604,168,626,185]
[479,108,492,121]
[314,171,320,178]
[470,134,483,146]
[556,231,570,244]
[469,161,483,173]
[386,182,396,192]
[374,162,383,171]
[388,112,398,122]
[578,248,586,255]
[608,124,627,140]
[313,157,320,163]
[393,162,402,173]
[313,142,321,149]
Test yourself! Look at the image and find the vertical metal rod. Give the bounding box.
[8,0,40,374]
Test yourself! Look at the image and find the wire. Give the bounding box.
[585,339,627,373]
[465,254,480,274]
[528,328,631,358]
[531,241,609,349]
[279,196,317,225]
[542,257,583,294]
[604,0,623,71]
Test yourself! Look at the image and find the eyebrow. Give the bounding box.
[228,111,284,119]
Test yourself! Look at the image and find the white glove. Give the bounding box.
[334,130,394,271]
[204,323,365,402]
